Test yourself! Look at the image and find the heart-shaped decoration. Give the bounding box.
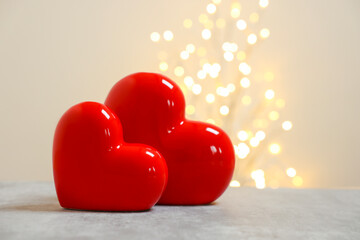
[105,73,235,205]
[53,102,168,211]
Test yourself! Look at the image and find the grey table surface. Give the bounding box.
[0,182,359,240]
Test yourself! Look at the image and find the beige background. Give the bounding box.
[0,0,359,188]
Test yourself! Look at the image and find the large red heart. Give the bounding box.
[105,73,235,205]
[53,102,168,211]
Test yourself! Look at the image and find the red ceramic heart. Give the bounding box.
[105,73,235,205]
[53,102,168,211]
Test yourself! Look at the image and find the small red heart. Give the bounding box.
[53,102,168,211]
[105,73,235,205]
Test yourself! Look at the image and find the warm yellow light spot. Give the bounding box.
[222,42,238,52]
[224,51,234,62]
[180,51,189,60]
[150,32,160,42]
[207,3,217,14]
[237,130,248,141]
[259,0,269,8]
[179,84,188,95]
[231,2,241,9]
[250,137,260,147]
[199,14,208,24]
[240,77,251,88]
[260,28,270,38]
[242,95,252,105]
[268,111,279,121]
[265,89,275,100]
[204,20,214,29]
[282,121,293,131]
[163,30,174,41]
[184,76,194,87]
[264,72,274,81]
[251,169,264,180]
[213,63,221,72]
[220,105,229,115]
[185,105,195,115]
[222,42,230,51]
[206,93,215,103]
[229,180,240,187]
[216,18,226,28]
[192,84,202,95]
[247,34,257,45]
[227,83,236,92]
[237,51,246,61]
[206,118,216,124]
[276,99,285,108]
[186,44,196,53]
[197,70,206,79]
[230,3,241,18]
[269,143,281,154]
[230,43,238,52]
[235,143,250,159]
[174,66,184,77]
[197,47,207,57]
[292,176,303,187]
[286,168,297,178]
[255,130,266,141]
[239,62,251,75]
[231,8,241,18]
[256,181,265,189]
[183,19,193,28]
[202,29,212,40]
[159,62,168,72]
[249,12,259,23]
[209,70,219,79]
[236,19,247,30]
[216,86,229,97]
[212,0,221,4]
[203,63,211,73]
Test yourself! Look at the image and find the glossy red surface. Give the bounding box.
[105,73,235,205]
[53,102,168,211]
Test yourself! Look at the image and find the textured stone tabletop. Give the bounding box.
[0,182,359,239]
